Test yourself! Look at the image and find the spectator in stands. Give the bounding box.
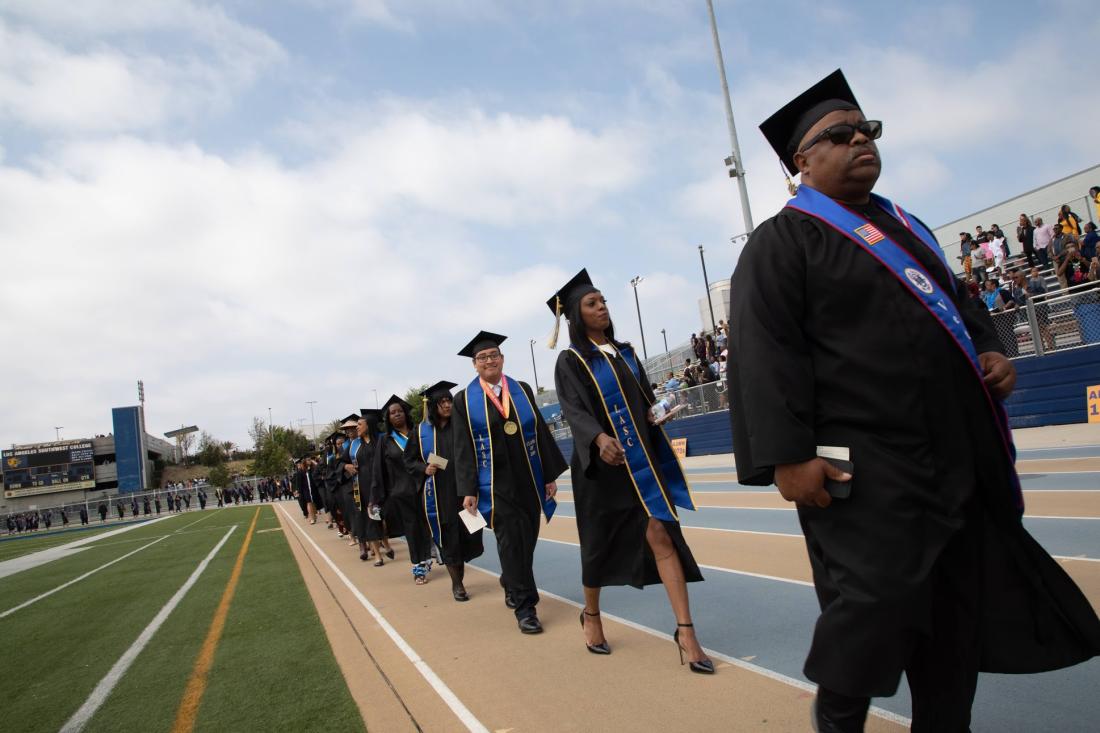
[1026,268,1054,349]
[664,372,681,391]
[1033,216,1054,268]
[1090,186,1100,220]
[981,279,1005,311]
[990,224,1010,256]
[715,328,727,353]
[1081,222,1098,261]
[682,359,698,387]
[1026,268,1048,297]
[704,333,717,361]
[970,237,988,283]
[692,334,706,361]
[1058,244,1090,286]
[988,230,1008,270]
[1058,204,1082,237]
[957,232,975,279]
[974,224,985,242]
[964,274,981,299]
[1016,214,1037,268]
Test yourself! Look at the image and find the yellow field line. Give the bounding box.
[170,507,261,733]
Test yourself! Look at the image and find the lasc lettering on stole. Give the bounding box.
[615,405,635,447]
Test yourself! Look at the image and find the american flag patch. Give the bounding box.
[854,223,885,245]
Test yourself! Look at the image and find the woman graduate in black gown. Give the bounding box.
[551,269,713,673]
[376,395,435,583]
[352,410,391,564]
[404,381,485,601]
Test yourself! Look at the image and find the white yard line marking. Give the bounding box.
[277,504,489,733]
[464,563,910,727]
[1,535,171,619]
[58,526,237,733]
[1055,555,1100,563]
[0,515,175,581]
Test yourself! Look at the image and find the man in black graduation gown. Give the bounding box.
[727,69,1100,732]
[452,332,567,634]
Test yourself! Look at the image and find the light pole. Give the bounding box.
[54,426,63,441]
[305,400,318,442]
[661,328,669,355]
[267,407,273,435]
[372,389,379,408]
[705,0,754,239]
[699,245,718,335]
[528,339,541,393]
[630,276,649,360]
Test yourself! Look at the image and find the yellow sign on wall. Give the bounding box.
[1088,384,1100,424]
[670,438,688,458]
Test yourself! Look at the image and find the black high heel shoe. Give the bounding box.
[580,609,610,655]
[673,623,714,674]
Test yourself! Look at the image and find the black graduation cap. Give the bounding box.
[546,268,599,348]
[326,431,344,442]
[759,69,861,175]
[359,408,383,429]
[381,394,412,413]
[421,381,458,399]
[457,331,507,358]
[339,413,359,428]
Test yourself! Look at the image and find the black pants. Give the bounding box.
[493,510,541,619]
[816,521,982,732]
[297,494,310,518]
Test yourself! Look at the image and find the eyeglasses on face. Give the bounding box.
[474,352,502,363]
[798,120,883,154]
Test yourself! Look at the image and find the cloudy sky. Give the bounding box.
[1,0,1096,450]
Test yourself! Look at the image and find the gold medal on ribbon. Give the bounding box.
[503,420,519,436]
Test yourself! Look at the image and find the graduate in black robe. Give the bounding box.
[452,331,568,634]
[376,395,434,583]
[293,458,316,522]
[550,270,712,671]
[335,416,364,547]
[404,381,485,601]
[338,414,388,562]
[729,69,1100,732]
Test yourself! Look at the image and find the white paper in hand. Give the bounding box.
[427,452,449,470]
[459,508,487,534]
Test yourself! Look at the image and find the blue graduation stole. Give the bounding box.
[787,185,1023,513]
[390,431,409,451]
[418,421,444,551]
[348,438,363,510]
[569,342,696,521]
[464,375,554,528]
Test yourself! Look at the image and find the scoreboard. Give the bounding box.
[2,441,96,498]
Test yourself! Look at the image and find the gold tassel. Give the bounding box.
[546,295,563,349]
[421,396,429,424]
[781,158,798,196]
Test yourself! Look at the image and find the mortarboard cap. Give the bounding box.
[759,69,860,176]
[326,431,344,442]
[458,331,507,358]
[381,394,412,413]
[546,268,599,348]
[339,413,359,428]
[421,380,458,399]
[359,408,383,426]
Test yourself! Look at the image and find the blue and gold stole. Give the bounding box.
[348,438,363,510]
[787,184,1023,513]
[569,341,695,522]
[418,421,444,550]
[464,375,554,528]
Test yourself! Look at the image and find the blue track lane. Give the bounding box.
[551,506,1099,560]
[470,532,1100,731]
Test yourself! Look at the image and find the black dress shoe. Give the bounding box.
[504,592,518,609]
[452,586,470,602]
[518,616,543,634]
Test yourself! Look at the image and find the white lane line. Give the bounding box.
[58,525,237,733]
[464,562,910,727]
[276,503,489,733]
[0,515,176,581]
[0,535,171,619]
[173,510,220,533]
[1055,555,1100,563]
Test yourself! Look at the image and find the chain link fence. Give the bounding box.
[986,281,1100,357]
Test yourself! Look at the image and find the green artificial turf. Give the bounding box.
[0,505,365,733]
[0,523,125,562]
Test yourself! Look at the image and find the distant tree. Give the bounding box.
[322,418,344,438]
[209,463,230,487]
[249,440,291,479]
[403,384,430,426]
[248,416,269,450]
[196,431,227,467]
[179,431,197,463]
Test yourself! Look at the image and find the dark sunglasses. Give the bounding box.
[799,120,883,154]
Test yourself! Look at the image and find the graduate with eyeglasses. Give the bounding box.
[727,69,1100,732]
[452,331,567,634]
[550,270,712,673]
[374,395,434,583]
[403,380,485,601]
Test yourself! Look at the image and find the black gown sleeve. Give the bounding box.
[554,351,607,477]
[403,429,428,478]
[368,440,387,504]
[519,380,567,483]
[451,389,479,498]
[727,217,818,484]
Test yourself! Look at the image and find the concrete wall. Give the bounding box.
[933,164,1100,268]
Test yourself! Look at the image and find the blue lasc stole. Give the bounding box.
[348,438,363,510]
[418,421,444,550]
[786,184,1023,513]
[568,341,696,522]
[464,375,554,528]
